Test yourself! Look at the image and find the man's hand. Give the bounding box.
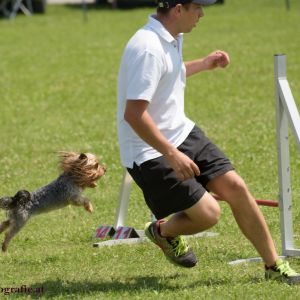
[185,50,230,76]
[165,149,200,181]
[204,50,230,70]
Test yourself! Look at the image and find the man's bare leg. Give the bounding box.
[206,170,278,266]
[160,192,220,237]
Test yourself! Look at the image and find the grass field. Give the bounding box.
[1,0,300,298]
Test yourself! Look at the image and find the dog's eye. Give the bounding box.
[94,163,99,169]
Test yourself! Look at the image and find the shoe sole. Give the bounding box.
[266,275,300,285]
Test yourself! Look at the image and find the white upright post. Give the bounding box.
[274,54,300,256]
[114,169,156,228]
[274,54,294,255]
[114,169,133,228]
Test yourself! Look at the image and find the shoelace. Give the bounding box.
[169,236,189,257]
[277,261,298,276]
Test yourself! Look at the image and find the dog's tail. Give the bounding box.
[0,190,31,210]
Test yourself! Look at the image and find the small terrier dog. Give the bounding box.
[0,151,106,252]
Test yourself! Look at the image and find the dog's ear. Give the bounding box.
[79,153,87,160]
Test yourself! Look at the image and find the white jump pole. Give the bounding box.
[274,54,300,257]
[114,169,133,229]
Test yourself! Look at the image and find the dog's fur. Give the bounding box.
[0,151,106,252]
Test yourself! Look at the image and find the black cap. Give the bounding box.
[157,0,217,9]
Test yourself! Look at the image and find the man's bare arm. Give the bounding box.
[124,100,200,180]
[185,50,230,77]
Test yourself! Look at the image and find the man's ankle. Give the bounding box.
[158,220,175,239]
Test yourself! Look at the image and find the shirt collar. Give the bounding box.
[146,14,183,43]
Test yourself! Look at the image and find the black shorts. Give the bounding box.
[127,125,234,219]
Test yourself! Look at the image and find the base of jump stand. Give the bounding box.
[228,256,286,265]
[93,229,219,248]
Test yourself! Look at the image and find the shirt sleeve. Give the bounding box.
[126,51,163,102]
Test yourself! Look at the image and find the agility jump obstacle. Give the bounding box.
[94,54,300,259]
[275,54,300,257]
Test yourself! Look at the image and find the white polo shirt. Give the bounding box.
[117,15,195,168]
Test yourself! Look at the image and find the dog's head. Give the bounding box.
[57,151,106,188]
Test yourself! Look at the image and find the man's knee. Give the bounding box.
[215,172,253,205]
[228,175,248,195]
[186,193,221,228]
[204,199,221,227]
[212,171,249,199]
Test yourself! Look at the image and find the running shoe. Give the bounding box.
[265,259,300,284]
[144,221,197,268]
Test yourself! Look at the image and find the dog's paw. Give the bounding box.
[84,202,93,213]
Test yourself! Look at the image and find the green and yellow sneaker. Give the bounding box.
[144,221,197,268]
[265,259,300,284]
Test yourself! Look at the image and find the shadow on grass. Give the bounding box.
[16,274,261,298]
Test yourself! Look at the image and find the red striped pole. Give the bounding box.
[255,199,279,207]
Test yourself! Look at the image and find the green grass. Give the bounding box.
[1,0,300,298]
